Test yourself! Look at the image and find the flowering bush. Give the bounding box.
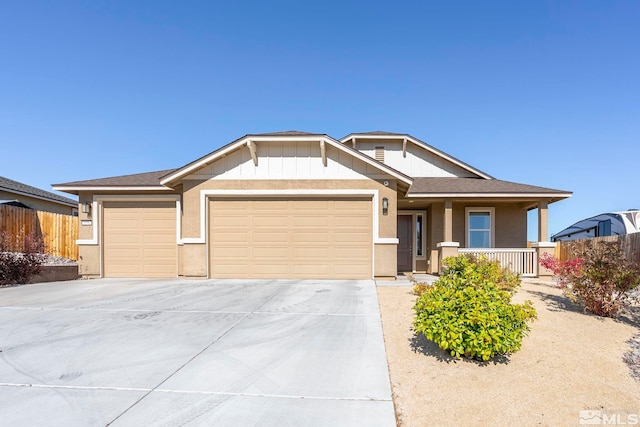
[540,241,640,317]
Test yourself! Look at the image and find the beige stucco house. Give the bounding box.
[53,131,571,280]
[0,176,78,215]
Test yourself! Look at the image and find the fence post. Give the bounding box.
[531,242,556,278]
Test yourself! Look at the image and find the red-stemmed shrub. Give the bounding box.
[540,241,640,317]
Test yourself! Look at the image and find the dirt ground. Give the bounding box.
[377,280,640,426]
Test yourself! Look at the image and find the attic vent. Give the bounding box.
[375,146,385,163]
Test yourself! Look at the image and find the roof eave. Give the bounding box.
[1,187,77,207]
[406,192,573,199]
[52,186,173,195]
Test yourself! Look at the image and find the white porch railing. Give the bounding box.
[458,248,538,277]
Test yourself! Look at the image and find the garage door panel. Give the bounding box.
[334,232,370,242]
[215,231,250,241]
[210,198,372,279]
[103,201,176,278]
[291,216,329,227]
[107,234,140,244]
[252,247,289,258]
[292,233,330,243]
[253,232,288,243]
[212,247,249,258]
[253,216,289,227]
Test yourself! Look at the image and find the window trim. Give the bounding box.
[416,213,424,257]
[465,207,495,248]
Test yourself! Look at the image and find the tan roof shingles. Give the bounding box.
[408,177,571,195]
[53,169,177,187]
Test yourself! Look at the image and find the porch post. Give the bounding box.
[538,199,549,242]
[532,198,556,278]
[443,200,453,242]
[437,199,459,274]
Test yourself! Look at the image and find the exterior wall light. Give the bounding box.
[82,202,92,215]
[382,197,389,215]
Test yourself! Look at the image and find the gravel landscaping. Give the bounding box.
[40,254,78,265]
[378,279,640,426]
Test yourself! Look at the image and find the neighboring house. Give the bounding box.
[53,131,571,280]
[551,210,640,242]
[0,176,78,215]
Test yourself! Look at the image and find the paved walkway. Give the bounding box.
[375,273,439,287]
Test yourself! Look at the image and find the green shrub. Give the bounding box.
[413,255,536,361]
[541,240,640,317]
[443,253,521,293]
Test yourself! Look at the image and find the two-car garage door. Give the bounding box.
[209,198,373,279]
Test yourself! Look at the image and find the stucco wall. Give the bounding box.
[452,203,527,248]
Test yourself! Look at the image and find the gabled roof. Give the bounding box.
[52,169,177,194]
[159,133,413,186]
[340,132,494,180]
[408,177,572,201]
[0,176,77,207]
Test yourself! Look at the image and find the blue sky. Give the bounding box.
[1,1,638,240]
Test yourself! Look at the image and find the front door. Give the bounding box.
[397,215,412,272]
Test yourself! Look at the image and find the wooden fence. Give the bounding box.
[555,233,640,263]
[0,204,78,260]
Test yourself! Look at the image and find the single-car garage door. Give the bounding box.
[103,201,177,278]
[209,198,372,279]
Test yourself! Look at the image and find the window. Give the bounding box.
[416,214,424,256]
[466,208,494,248]
[597,219,611,237]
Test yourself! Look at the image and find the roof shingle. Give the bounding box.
[0,176,77,206]
[53,169,177,188]
[408,177,570,195]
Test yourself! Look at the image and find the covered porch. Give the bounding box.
[395,178,571,278]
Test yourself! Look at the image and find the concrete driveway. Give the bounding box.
[0,279,395,426]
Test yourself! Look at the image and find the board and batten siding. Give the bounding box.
[356,141,477,178]
[185,142,386,180]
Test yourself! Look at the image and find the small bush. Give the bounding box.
[0,230,45,286]
[443,253,521,294]
[540,241,640,317]
[413,255,536,361]
[412,281,431,297]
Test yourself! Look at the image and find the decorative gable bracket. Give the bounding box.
[246,140,258,166]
